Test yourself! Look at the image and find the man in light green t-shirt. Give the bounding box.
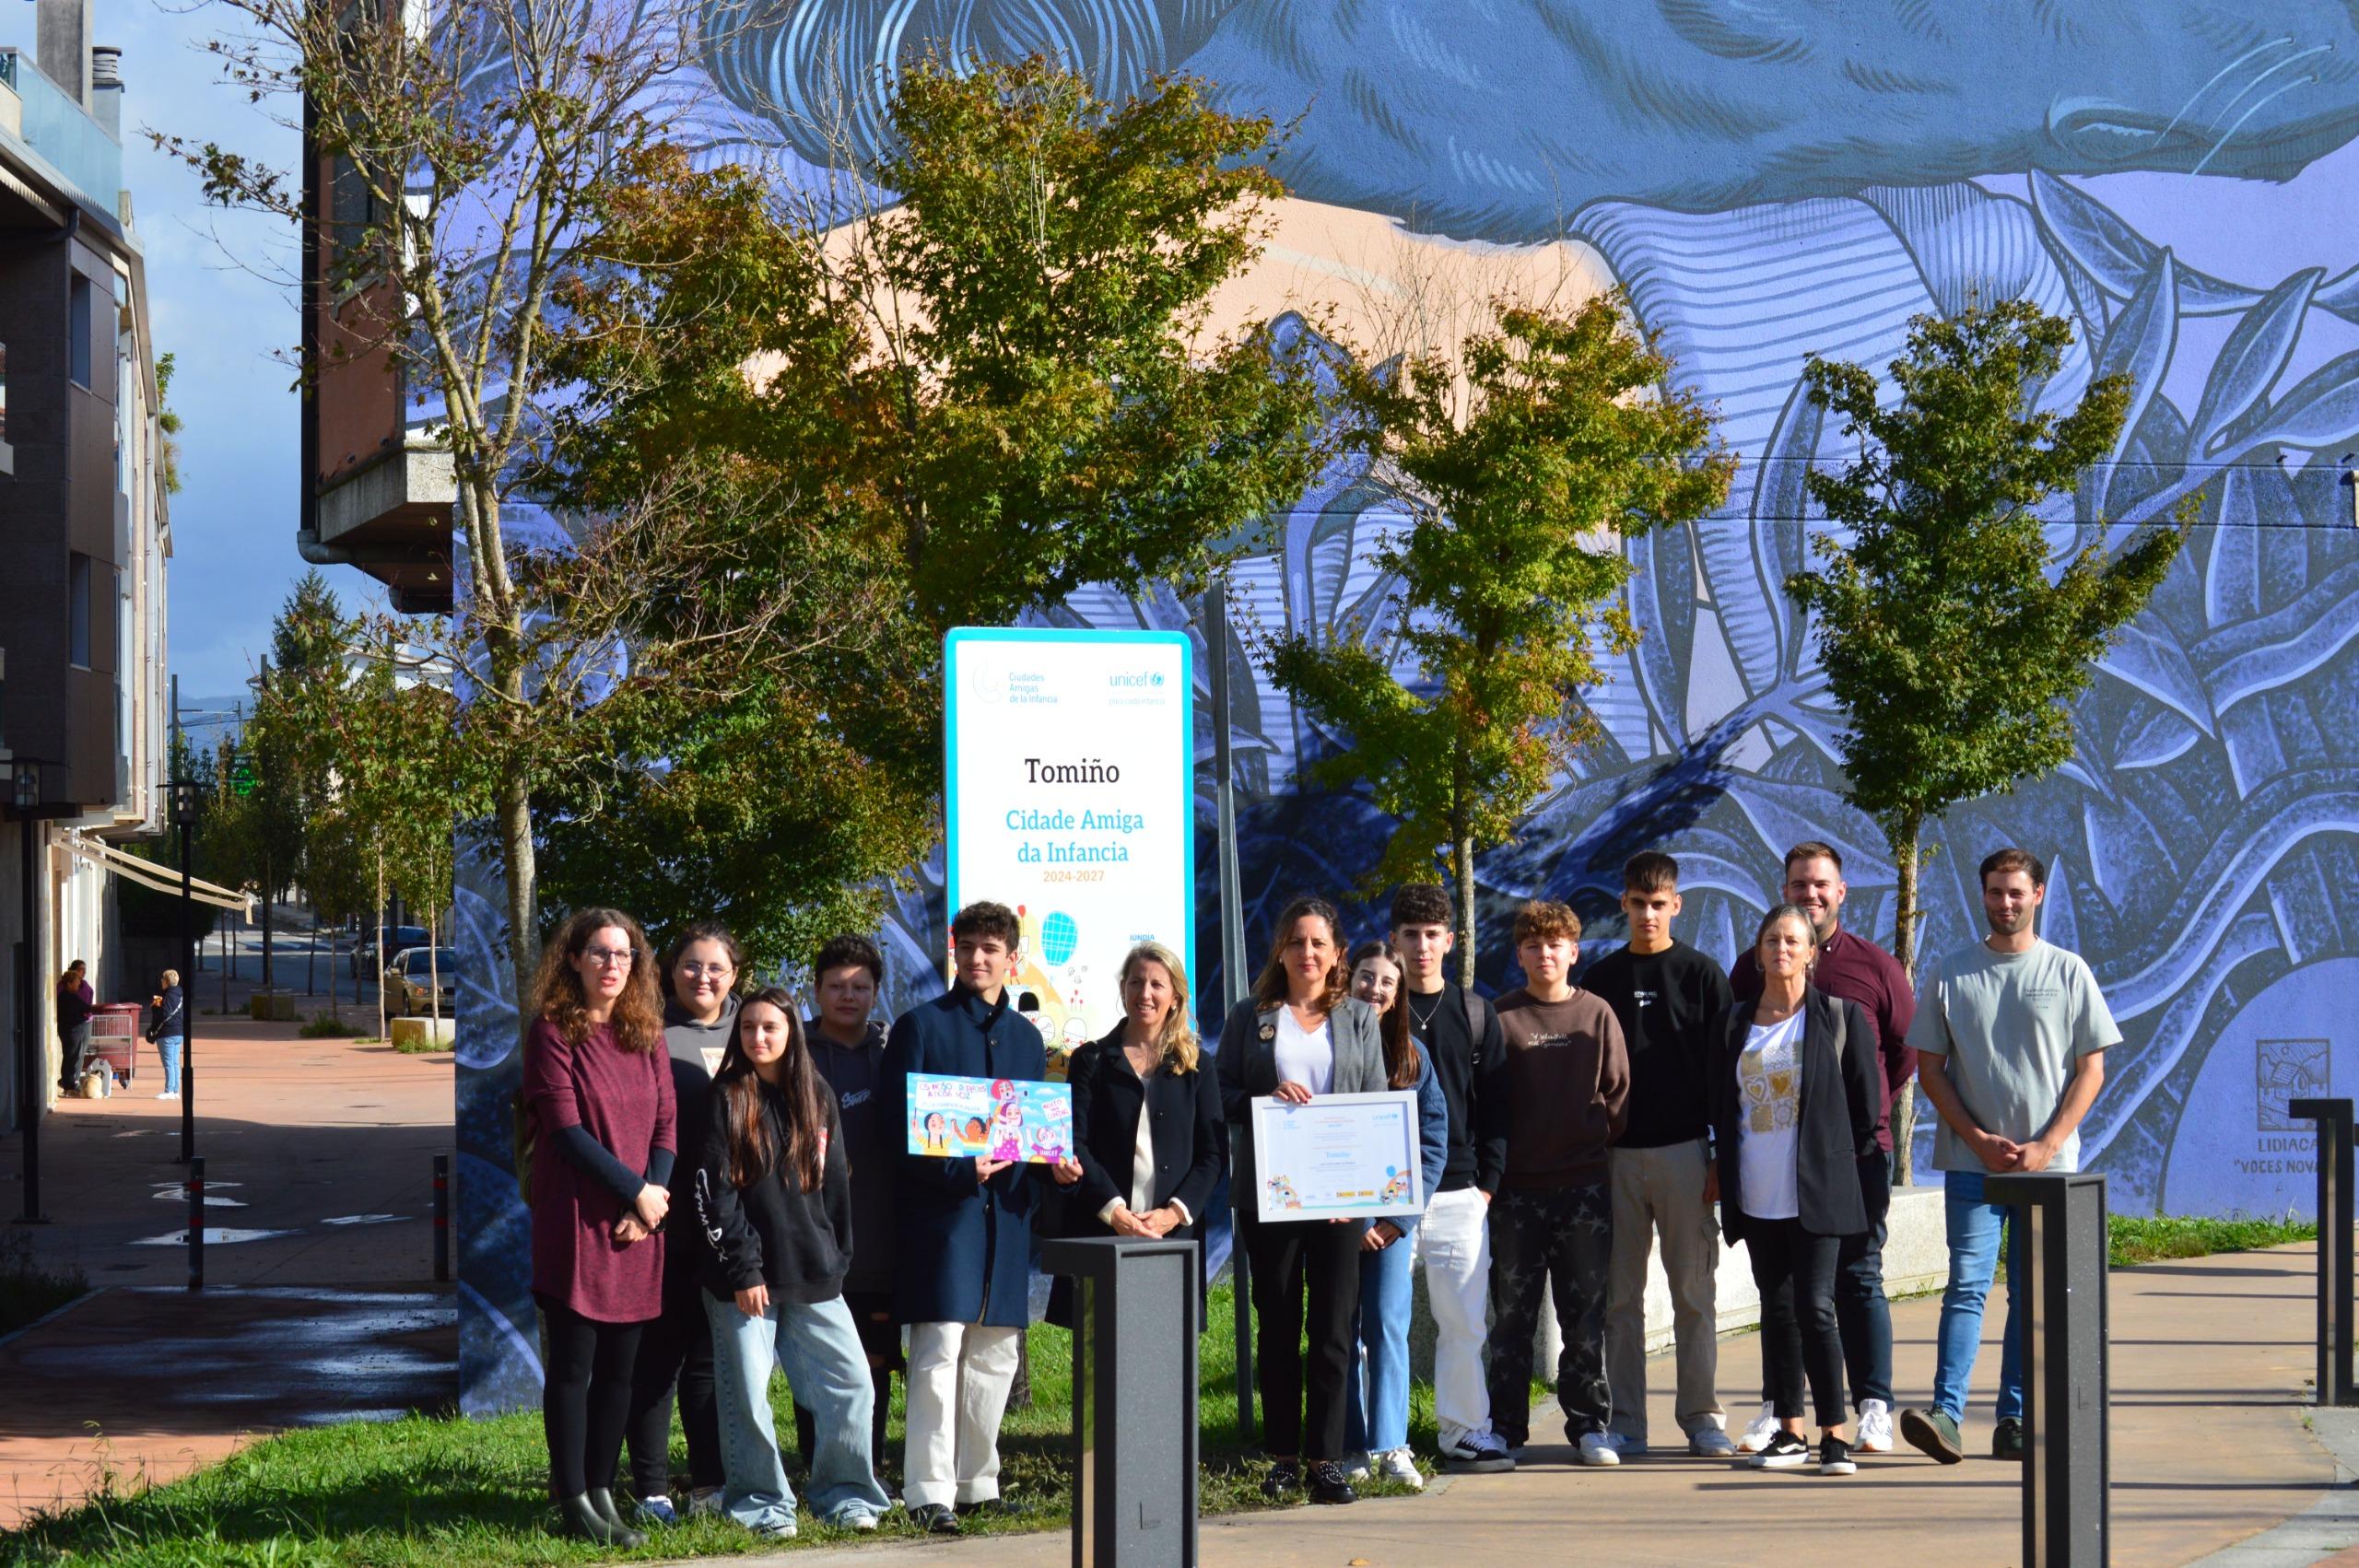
[1897,848,2118,1469]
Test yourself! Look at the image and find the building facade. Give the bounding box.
[0,0,171,1132]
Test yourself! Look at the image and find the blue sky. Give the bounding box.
[5,0,388,699]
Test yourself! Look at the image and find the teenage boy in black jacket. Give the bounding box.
[1584,851,1735,1457]
[796,933,898,1481]
[1389,883,1514,1473]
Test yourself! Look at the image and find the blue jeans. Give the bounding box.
[1933,1168,2027,1425]
[703,1292,889,1530]
[158,1036,183,1095]
[1343,1226,1416,1457]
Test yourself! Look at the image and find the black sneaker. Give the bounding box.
[1261,1459,1301,1500]
[1749,1430,1811,1469]
[1991,1418,2025,1461]
[1819,1434,1856,1476]
[1306,1461,1357,1505]
[910,1503,961,1535]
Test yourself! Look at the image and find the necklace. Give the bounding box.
[1408,989,1444,1035]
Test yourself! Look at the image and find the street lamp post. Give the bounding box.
[173,778,202,1164]
[12,757,51,1224]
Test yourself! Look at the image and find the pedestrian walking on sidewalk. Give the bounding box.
[56,960,94,1093]
[1586,852,1735,1458]
[1486,901,1629,1469]
[147,970,185,1099]
[522,908,676,1549]
[1218,895,1388,1508]
[621,921,736,1527]
[1899,848,2117,1467]
[1714,905,1880,1479]
[1339,942,1449,1492]
[1730,842,1916,1456]
[693,988,892,1540]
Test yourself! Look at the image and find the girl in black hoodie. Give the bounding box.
[694,988,890,1539]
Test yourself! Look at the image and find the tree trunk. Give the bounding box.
[305,916,317,996]
[374,850,388,1045]
[1455,827,1478,991]
[497,759,538,1013]
[261,853,275,989]
[1889,809,1923,1187]
[328,926,339,1022]
[428,907,443,1039]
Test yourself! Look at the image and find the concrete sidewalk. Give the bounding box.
[0,1000,457,1527]
[739,1243,2339,1568]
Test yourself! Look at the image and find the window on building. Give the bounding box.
[68,552,92,667]
[68,273,92,388]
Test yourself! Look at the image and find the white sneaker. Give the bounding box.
[1576,1431,1622,1467]
[1438,1430,1515,1473]
[1856,1398,1895,1454]
[1736,1401,1780,1454]
[687,1488,724,1518]
[1688,1427,1738,1457]
[1375,1447,1425,1491]
[1344,1451,1372,1481]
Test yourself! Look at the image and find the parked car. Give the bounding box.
[355,925,429,981]
[384,946,457,1017]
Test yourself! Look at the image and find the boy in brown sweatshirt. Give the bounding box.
[1486,899,1631,1465]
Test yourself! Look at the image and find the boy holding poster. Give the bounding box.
[881,901,1081,1535]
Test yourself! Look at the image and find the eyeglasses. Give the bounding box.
[677,962,734,977]
[582,947,635,967]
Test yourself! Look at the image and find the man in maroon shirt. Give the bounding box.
[1730,842,1916,1456]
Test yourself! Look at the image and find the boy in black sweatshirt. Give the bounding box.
[1583,851,1735,1457]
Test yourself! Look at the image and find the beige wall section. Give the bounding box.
[1199,198,1613,377]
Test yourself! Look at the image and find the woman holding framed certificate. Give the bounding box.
[1215,895,1388,1508]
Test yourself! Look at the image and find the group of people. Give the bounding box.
[518,835,2118,1543]
[49,959,185,1100]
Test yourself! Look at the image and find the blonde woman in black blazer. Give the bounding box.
[1712,904,1880,1478]
[1215,895,1386,1507]
[1050,942,1226,1328]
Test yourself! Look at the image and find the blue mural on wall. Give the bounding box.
[454,0,2359,1409]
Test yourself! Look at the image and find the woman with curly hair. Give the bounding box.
[522,908,675,1547]
[1215,895,1388,1507]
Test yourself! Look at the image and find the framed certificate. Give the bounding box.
[1248,1090,1424,1222]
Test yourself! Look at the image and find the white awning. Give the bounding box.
[62,831,257,916]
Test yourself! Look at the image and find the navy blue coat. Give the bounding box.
[882,986,1047,1328]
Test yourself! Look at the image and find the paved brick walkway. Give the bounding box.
[0,996,456,1528]
[734,1243,2336,1568]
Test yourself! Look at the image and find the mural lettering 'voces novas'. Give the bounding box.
[453,1,2359,1408]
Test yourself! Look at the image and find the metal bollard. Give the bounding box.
[431,1153,452,1282]
[1041,1236,1200,1568]
[186,1155,205,1293]
[2290,1097,2356,1406]
[1989,1171,2109,1568]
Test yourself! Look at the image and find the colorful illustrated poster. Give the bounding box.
[944,629,1195,1072]
[907,1072,1075,1164]
[1249,1091,1424,1222]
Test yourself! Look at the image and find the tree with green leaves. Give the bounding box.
[1789,300,2187,1175]
[528,61,1327,972]
[1262,296,1733,982]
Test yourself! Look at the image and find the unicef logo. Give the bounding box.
[1151,671,1165,686]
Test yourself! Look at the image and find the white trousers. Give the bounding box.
[903,1320,1022,1509]
[1414,1186,1496,1445]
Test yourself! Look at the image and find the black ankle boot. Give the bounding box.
[584,1488,644,1547]
[557,1492,638,1545]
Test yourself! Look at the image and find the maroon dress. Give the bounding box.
[523,1017,675,1322]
